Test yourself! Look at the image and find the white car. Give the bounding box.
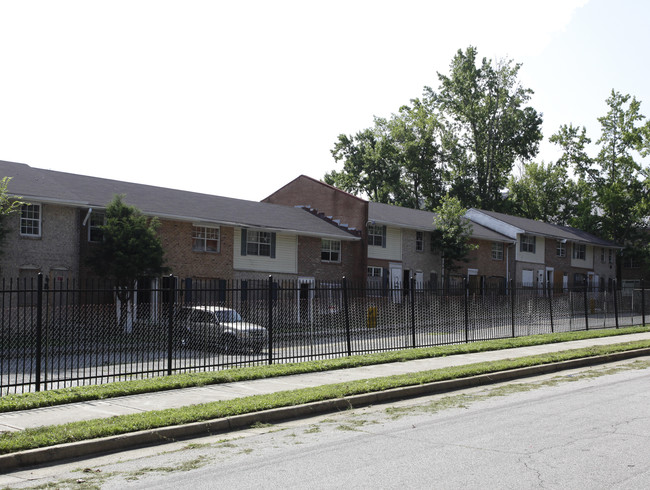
[178,306,268,353]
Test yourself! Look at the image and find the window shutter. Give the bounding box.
[381,226,387,248]
[241,228,247,256]
[382,267,389,296]
[270,232,276,258]
[184,278,193,302]
[241,280,248,301]
[218,279,227,302]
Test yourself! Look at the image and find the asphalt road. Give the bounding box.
[4,356,650,489]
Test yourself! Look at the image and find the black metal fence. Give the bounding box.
[1,275,647,395]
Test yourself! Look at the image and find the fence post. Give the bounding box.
[641,278,646,327]
[342,277,352,357]
[613,279,619,329]
[167,274,176,376]
[510,277,516,338]
[547,280,554,333]
[582,278,590,331]
[410,276,416,348]
[464,277,469,343]
[35,273,43,392]
[268,275,274,365]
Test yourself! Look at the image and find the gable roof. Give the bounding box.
[1,160,359,241]
[369,202,513,243]
[467,208,619,247]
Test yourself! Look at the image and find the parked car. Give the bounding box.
[176,306,268,353]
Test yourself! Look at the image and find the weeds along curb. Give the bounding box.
[2,347,650,473]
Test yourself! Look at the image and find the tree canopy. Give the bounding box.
[89,195,167,289]
[325,46,542,212]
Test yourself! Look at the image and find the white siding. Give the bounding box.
[571,244,594,269]
[515,235,545,264]
[233,228,297,274]
[368,226,401,261]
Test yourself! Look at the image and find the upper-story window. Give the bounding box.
[246,230,272,256]
[573,243,586,260]
[491,242,503,260]
[88,212,105,242]
[556,241,566,258]
[520,234,536,253]
[321,239,341,263]
[192,225,220,253]
[609,249,613,264]
[368,224,385,247]
[415,231,424,252]
[20,204,41,237]
[600,247,606,263]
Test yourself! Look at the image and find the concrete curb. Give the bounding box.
[2,347,650,473]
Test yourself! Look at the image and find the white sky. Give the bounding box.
[0,0,648,202]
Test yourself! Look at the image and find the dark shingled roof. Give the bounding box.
[1,160,359,240]
[473,209,619,247]
[369,202,513,243]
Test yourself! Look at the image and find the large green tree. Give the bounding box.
[430,46,543,211]
[505,161,577,225]
[551,91,650,279]
[89,195,167,331]
[386,98,447,209]
[325,121,402,204]
[431,195,477,278]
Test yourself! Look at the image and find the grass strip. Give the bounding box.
[1,339,650,455]
[1,325,648,413]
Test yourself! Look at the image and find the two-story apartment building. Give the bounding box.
[0,161,361,294]
[466,209,620,291]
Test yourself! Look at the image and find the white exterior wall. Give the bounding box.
[233,229,298,274]
[368,226,401,261]
[515,234,545,264]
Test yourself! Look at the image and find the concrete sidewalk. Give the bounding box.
[2,331,650,434]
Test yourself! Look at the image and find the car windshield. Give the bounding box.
[214,310,242,323]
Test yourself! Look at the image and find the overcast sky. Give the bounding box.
[0,0,648,202]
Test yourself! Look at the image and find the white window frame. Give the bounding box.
[88,212,105,243]
[520,234,535,253]
[573,243,586,260]
[367,224,384,247]
[491,242,503,260]
[556,241,566,258]
[192,225,220,253]
[415,231,424,252]
[367,266,383,278]
[247,230,272,256]
[20,203,41,237]
[321,239,341,263]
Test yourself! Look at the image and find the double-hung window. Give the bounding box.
[20,204,41,237]
[573,243,586,260]
[247,230,272,256]
[88,212,105,243]
[491,242,503,260]
[415,231,424,252]
[192,226,220,252]
[520,234,536,253]
[321,239,341,263]
[556,241,566,258]
[368,224,385,247]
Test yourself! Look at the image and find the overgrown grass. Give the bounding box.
[1,326,648,413]
[1,337,650,455]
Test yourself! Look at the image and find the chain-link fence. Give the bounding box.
[1,275,647,395]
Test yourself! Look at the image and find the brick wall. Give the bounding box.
[297,236,358,282]
[401,229,441,278]
[1,203,80,282]
[264,175,368,283]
